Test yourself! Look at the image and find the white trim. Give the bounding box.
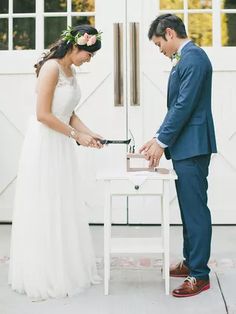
[36,0,44,50]
[2,13,36,17]
[67,0,72,26]
[2,0,96,51]
[183,0,188,35]
[156,0,160,15]
[213,0,221,47]
[157,9,213,14]
[0,12,96,19]
[71,12,95,16]
[8,0,13,50]
[157,0,236,48]
[43,12,95,17]
[221,9,236,13]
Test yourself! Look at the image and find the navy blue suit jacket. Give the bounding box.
[157,41,217,161]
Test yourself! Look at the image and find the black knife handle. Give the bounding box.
[99,139,131,145]
[76,139,131,146]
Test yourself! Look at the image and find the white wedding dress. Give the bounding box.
[8,60,100,300]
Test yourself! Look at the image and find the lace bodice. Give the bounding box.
[52,62,81,123]
[36,60,81,124]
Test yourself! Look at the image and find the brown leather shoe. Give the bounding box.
[170,261,190,277]
[172,276,210,297]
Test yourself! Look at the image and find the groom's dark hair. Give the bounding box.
[148,14,187,40]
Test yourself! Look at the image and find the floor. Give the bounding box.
[0,225,236,314]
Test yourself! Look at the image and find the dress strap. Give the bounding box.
[56,61,74,79]
[55,61,75,87]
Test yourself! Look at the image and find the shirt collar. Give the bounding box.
[177,39,191,55]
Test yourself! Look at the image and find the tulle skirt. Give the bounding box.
[8,117,100,300]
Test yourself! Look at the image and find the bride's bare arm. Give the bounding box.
[70,113,102,140]
[36,61,96,147]
[36,60,73,136]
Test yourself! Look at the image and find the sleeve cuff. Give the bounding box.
[155,133,168,148]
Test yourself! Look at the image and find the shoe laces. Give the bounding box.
[176,260,184,269]
[185,276,197,290]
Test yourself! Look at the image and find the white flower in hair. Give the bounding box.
[87,35,97,46]
[76,33,90,45]
[61,26,102,46]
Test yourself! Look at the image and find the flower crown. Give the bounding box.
[61,26,102,46]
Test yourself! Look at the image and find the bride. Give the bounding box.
[8,25,103,300]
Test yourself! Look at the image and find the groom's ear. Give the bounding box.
[165,28,176,40]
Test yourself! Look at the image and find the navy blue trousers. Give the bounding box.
[172,154,212,280]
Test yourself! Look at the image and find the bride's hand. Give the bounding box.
[76,132,104,149]
[76,132,95,147]
[91,133,104,149]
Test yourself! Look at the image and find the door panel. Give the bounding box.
[69,0,128,223]
[0,0,128,223]
[128,1,236,224]
[1,0,236,224]
[0,55,36,221]
[127,0,179,224]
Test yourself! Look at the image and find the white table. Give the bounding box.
[98,170,177,295]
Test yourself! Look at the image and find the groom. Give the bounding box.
[140,14,217,297]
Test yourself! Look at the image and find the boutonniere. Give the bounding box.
[171,53,181,67]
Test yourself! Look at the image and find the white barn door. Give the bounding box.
[0,0,129,223]
[1,0,236,224]
[127,0,236,224]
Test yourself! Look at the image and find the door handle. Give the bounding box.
[113,23,124,106]
[129,22,140,106]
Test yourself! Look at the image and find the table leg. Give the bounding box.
[163,180,170,295]
[161,194,165,279]
[104,181,111,295]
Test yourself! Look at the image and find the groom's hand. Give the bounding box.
[139,139,164,168]
[147,142,164,167]
[139,138,156,154]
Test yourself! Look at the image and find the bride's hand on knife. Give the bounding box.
[91,132,104,149]
[76,132,104,149]
[75,132,94,147]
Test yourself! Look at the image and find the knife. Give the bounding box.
[76,138,131,146]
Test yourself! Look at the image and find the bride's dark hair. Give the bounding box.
[34,24,101,77]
